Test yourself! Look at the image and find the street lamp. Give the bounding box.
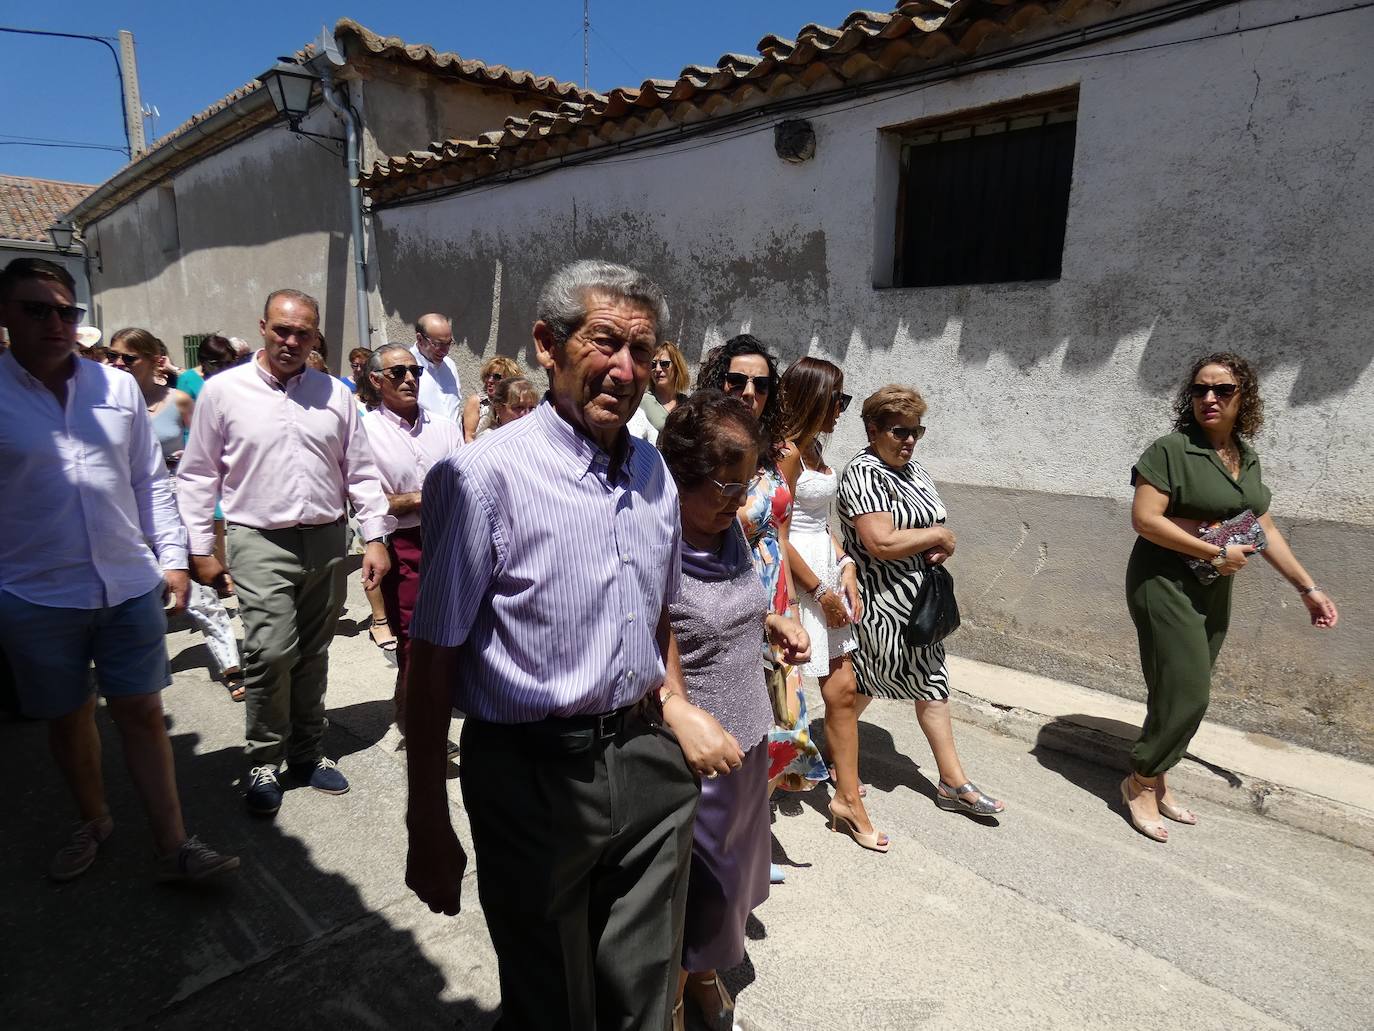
[48,219,77,253]
[256,59,317,130]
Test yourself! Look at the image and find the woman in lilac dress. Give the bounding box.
[661,392,810,1031]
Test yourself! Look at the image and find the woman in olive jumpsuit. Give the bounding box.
[1124,352,1339,842]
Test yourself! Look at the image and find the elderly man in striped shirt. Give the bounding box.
[405,260,743,1031]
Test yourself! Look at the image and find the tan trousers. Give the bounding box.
[227,521,347,767]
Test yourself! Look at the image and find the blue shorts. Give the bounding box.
[0,587,171,720]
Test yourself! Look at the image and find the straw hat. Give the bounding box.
[76,326,103,347]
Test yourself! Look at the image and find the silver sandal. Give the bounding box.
[936,780,1005,817]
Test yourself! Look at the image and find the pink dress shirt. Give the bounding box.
[361,403,464,530]
[0,351,187,609]
[176,352,395,555]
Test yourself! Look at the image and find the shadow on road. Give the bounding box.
[0,700,496,1029]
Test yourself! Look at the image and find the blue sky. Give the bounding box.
[2,1,865,186]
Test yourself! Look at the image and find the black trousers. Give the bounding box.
[460,710,699,1031]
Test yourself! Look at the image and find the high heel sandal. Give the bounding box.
[1157,790,1198,825]
[368,617,397,653]
[1120,774,1169,842]
[671,998,685,1031]
[827,764,868,797]
[685,974,734,1031]
[828,801,889,853]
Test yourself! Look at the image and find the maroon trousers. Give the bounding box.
[379,526,423,733]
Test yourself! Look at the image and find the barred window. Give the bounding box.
[893,91,1078,288]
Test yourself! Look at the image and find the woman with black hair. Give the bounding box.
[696,337,829,832]
[1124,352,1337,842]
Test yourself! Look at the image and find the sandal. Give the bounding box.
[1120,775,1169,842]
[222,670,246,703]
[368,617,397,653]
[936,780,1004,817]
[1157,781,1198,825]
[828,801,889,853]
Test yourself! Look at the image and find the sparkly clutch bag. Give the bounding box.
[1186,510,1267,583]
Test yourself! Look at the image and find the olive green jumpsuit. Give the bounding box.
[1126,427,1271,777]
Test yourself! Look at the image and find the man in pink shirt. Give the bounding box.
[362,344,462,739]
[177,289,394,814]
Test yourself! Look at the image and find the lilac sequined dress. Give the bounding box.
[669,523,772,971]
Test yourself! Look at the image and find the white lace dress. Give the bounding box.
[791,464,857,678]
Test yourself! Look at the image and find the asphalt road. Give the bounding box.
[3,574,1370,1030]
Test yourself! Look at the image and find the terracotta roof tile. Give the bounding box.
[363,0,1125,204]
[65,20,595,227]
[0,175,95,244]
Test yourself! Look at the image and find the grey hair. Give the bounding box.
[366,343,413,377]
[536,259,669,346]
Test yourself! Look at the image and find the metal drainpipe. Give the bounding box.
[318,69,371,353]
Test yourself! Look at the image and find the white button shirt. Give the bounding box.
[0,351,187,609]
[409,344,464,424]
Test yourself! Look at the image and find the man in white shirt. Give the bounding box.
[0,258,238,883]
[410,313,463,423]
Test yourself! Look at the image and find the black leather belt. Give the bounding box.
[491,698,655,756]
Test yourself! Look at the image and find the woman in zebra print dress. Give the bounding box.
[837,386,1005,818]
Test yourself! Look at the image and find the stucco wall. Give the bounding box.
[85,103,361,368]
[372,0,1374,759]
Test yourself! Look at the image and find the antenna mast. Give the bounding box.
[582,0,590,89]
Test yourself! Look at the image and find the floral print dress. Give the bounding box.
[739,462,829,783]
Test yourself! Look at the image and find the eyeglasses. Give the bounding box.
[380,365,424,382]
[15,300,86,325]
[833,391,853,413]
[721,372,771,395]
[1189,383,1238,400]
[483,372,503,383]
[712,478,751,500]
[107,351,143,367]
[884,424,925,443]
[651,359,674,371]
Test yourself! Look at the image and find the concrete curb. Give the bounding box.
[947,689,1374,854]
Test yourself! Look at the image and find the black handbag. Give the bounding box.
[905,564,961,647]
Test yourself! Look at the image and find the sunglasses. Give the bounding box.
[483,372,503,383]
[712,477,751,500]
[885,424,926,443]
[651,359,674,371]
[380,364,424,382]
[16,300,86,325]
[721,372,771,395]
[107,351,143,367]
[833,391,853,413]
[1189,383,1238,400]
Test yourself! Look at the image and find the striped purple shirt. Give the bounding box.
[410,400,681,723]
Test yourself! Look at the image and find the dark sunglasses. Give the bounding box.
[885,424,926,443]
[1189,383,1238,399]
[651,359,674,371]
[107,351,143,367]
[712,477,751,500]
[483,372,503,383]
[16,300,86,324]
[833,391,853,413]
[380,364,424,382]
[721,372,771,395]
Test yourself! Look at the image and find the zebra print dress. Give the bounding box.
[836,449,951,701]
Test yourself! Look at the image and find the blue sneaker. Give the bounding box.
[245,765,283,814]
[769,863,787,884]
[289,757,350,795]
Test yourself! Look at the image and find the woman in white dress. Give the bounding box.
[778,357,887,852]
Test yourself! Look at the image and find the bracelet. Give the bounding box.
[837,554,855,571]
[1296,584,1321,596]
[811,584,832,603]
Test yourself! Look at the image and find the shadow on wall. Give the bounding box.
[374,210,1372,407]
[0,705,496,1029]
